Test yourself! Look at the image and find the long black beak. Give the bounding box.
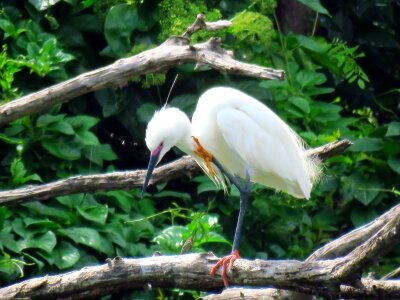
[141,147,162,197]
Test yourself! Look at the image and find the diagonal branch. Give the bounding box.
[307,202,400,261]
[202,280,400,300]
[0,139,351,206]
[332,210,400,281]
[0,17,284,127]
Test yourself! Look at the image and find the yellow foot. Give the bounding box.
[210,250,240,287]
[192,136,215,176]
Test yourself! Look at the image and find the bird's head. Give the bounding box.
[142,107,191,196]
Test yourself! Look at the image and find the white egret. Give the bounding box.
[142,87,320,286]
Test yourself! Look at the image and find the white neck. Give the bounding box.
[175,123,195,156]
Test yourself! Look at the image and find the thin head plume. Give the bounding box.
[165,74,179,106]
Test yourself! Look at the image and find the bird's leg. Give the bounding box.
[210,157,251,286]
[192,136,215,176]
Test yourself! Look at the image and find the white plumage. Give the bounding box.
[145,86,319,199]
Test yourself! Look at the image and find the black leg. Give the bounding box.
[211,157,251,252]
[231,171,251,252]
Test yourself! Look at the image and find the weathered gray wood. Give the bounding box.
[1,203,400,299]
[202,280,400,300]
[0,139,351,206]
[0,15,283,127]
[0,254,355,299]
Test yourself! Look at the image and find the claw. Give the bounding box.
[210,250,240,287]
[192,136,215,176]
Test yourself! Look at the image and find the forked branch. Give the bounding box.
[0,14,283,127]
[1,205,400,300]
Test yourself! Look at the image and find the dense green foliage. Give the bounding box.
[0,0,399,297]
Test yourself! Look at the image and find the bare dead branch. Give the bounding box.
[0,18,283,127]
[2,241,400,300]
[181,13,232,39]
[0,155,197,206]
[308,202,400,261]
[332,211,400,281]
[202,201,400,300]
[0,139,351,206]
[305,139,353,160]
[0,253,360,299]
[1,195,399,299]
[383,266,400,280]
[202,280,400,300]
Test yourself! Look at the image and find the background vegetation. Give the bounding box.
[0,0,399,298]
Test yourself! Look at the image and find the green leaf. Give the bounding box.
[350,207,378,227]
[41,138,82,160]
[58,227,108,254]
[76,130,99,146]
[104,4,139,56]
[153,226,185,253]
[295,70,327,88]
[10,159,42,184]
[197,232,230,245]
[388,156,400,174]
[170,94,198,116]
[24,218,59,230]
[193,175,220,193]
[297,0,331,16]
[350,138,383,152]
[98,191,132,213]
[83,144,117,166]
[386,122,400,137]
[10,159,26,180]
[0,232,20,253]
[136,103,158,123]
[23,252,45,270]
[93,144,118,161]
[83,0,97,8]
[311,102,342,123]
[36,114,66,127]
[0,19,17,39]
[23,202,74,222]
[357,79,365,90]
[65,116,99,131]
[345,174,382,206]
[23,231,57,253]
[95,89,131,118]
[102,223,127,248]
[153,191,191,202]
[56,194,85,208]
[294,35,326,53]
[288,96,310,113]
[47,121,75,135]
[77,205,108,225]
[53,241,80,269]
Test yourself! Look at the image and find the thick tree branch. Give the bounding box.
[0,139,351,206]
[0,16,284,127]
[1,188,399,299]
[307,202,400,261]
[202,280,400,300]
[1,195,399,299]
[332,210,400,281]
